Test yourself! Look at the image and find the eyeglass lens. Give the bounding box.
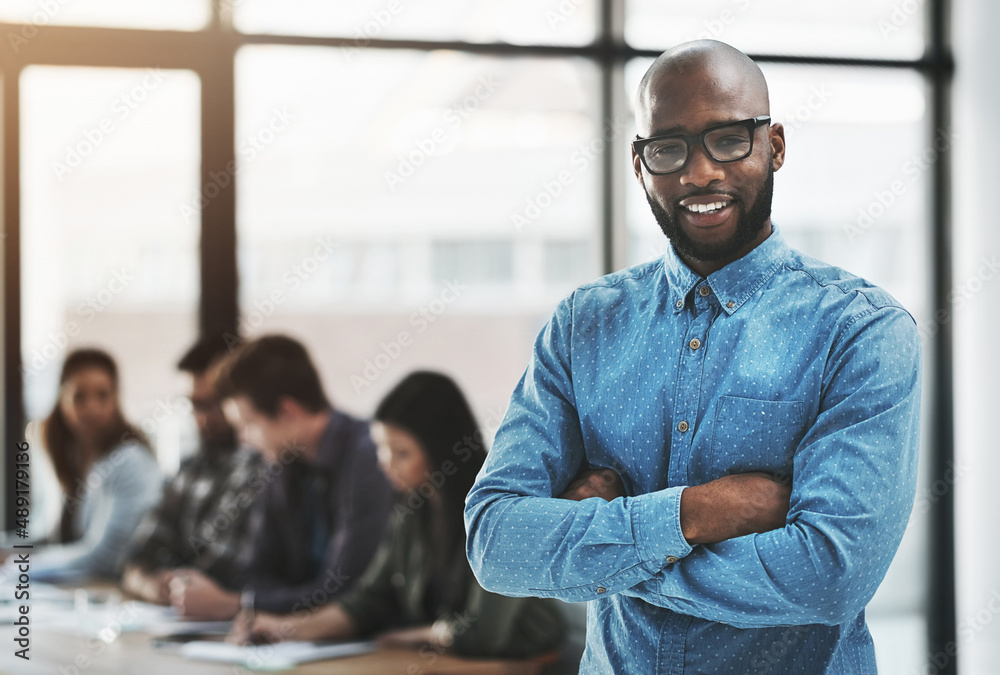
[643,124,753,173]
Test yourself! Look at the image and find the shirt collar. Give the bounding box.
[295,408,341,474]
[663,224,790,316]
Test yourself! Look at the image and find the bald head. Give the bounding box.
[635,40,769,136]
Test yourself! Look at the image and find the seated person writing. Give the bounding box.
[122,332,265,604]
[232,371,566,659]
[168,335,394,619]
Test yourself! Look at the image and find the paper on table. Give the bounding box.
[179,639,377,667]
[14,598,175,638]
[0,581,73,604]
[147,620,233,637]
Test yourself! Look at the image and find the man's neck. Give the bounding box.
[293,408,333,464]
[200,438,238,462]
[680,221,773,278]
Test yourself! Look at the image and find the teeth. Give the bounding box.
[685,201,729,214]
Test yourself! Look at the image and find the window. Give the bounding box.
[235,46,600,416]
[0,0,210,31]
[626,0,924,59]
[234,0,597,45]
[20,66,201,482]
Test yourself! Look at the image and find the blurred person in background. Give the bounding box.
[168,334,393,620]
[1,348,161,581]
[122,332,265,604]
[233,371,566,660]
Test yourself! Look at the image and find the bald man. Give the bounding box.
[466,40,920,673]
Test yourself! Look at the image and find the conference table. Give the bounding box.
[0,583,547,675]
[0,632,543,674]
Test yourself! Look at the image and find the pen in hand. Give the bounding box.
[227,589,257,645]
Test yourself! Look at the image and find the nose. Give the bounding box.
[80,397,103,420]
[679,143,725,188]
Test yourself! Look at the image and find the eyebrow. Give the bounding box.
[647,118,745,138]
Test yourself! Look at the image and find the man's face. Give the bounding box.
[222,395,293,463]
[190,370,236,447]
[632,65,784,270]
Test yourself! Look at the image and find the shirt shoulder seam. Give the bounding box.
[782,261,908,314]
[573,260,660,294]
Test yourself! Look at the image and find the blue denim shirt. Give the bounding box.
[465,227,921,674]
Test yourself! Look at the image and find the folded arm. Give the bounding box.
[621,308,922,627]
[466,297,695,602]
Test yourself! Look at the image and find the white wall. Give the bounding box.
[953,0,1000,672]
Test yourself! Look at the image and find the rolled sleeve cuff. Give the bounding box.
[630,486,693,572]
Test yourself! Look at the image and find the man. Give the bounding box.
[466,40,921,673]
[123,333,265,604]
[170,334,393,619]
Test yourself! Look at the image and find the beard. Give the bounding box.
[645,165,774,265]
[203,424,238,453]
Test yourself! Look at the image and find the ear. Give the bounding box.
[768,122,786,172]
[275,396,303,421]
[221,398,241,426]
[631,145,645,187]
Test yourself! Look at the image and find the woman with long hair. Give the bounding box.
[233,371,565,659]
[21,348,162,580]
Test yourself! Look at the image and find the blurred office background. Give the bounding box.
[0,1,997,673]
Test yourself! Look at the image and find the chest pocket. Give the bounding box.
[709,395,807,478]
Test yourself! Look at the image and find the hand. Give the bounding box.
[230,604,356,644]
[376,624,439,649]
[122,565,171,605]
[168,568,240,619]
[227,608,254,645]
[680,472,791,545]
[228,609,296,645]
[558,467,626,502]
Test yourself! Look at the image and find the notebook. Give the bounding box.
[178,639,377,667]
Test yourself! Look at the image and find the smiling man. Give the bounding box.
[466,40,922,673]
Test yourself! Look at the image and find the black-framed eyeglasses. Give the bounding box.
[632,116,771,175]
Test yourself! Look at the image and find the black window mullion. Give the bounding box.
[199,30,239,337]
[927,0,956,671]
[2,64,23,532]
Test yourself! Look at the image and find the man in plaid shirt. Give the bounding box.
[122,333,265,603]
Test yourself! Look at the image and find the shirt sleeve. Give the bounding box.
[621,306,922,627]
[335,515,402,635]
[30,444,164,581]
[249,429,393,614]
[447,581,567,659]
[125,465,189,571]
[465,295,692,604]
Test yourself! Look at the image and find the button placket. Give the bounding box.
[667,290,714,484]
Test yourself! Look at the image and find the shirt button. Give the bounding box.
[698,286,711,297]
[689,338,701,350]
[726,300,735,309]
[675,299,683,309]
[677,420,689,433]
[596,586,606,594]
[666,556,678,564]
